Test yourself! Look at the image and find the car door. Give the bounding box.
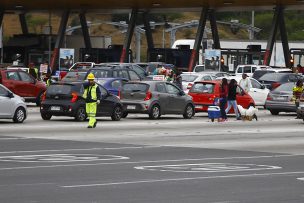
[0,86,14,117]
[4,71,24,96]
[18,71,38,98]
[249,78,269,106]
[165,83,186,113]
[97,85,115,116]
[155,82,170,112]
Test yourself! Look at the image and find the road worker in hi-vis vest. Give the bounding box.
[82,73,101,128]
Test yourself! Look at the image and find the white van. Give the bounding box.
[235,64,271,77]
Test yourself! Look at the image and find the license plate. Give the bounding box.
[127,105,136,110]
[275,96,287,101]
[50,106,61,111]
[195,105,203,108]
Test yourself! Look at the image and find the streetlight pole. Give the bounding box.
[250,11,255,40]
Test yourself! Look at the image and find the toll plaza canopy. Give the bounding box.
[0,0,304,11]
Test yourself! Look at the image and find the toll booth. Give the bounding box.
[221,45,265,72]
[290,48,304,67]
[79,45,133,63]
[147,48,192,71]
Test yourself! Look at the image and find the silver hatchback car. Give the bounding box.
[0,84,27,123]
[121,81,195,119]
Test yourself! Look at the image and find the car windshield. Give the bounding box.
[122,83,149,92]
[181,74,199,82]
[46,84,81,95]
[252,70,274,79]
[96,79,108,85]
[189,83,215,94]
[62,71,87,81]
[194,66,205,72]
[273,82,295,92]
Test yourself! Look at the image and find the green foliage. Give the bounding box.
[26,14,48,33]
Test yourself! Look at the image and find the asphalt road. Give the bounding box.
[0,107,304,203]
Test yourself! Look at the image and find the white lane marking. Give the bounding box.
[0,146,160,154]
[0,154,129,163]
[0,137,31,140]
[134,163,281,173]
[0,154,299,171]
[61,171,304,188]
[297,177,304,181]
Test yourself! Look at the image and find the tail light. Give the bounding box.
[144,91,152,101]
[41,91,46,101]
[71,92,78,103]
[266,93,273,101]
[271,82,281,90]
[117,90,121,99]
[187,83,193,89]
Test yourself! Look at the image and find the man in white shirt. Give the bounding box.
[239,73,252,93]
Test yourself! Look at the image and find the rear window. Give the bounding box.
[63,71,87,81]
[181,74,198,82]
[273,82,295,92]
[122,83,149,92]
[47,84,81,95]
[259,73,284,81]
[252,70,274,79]
[90,69,111,78]
[189,83,215,94]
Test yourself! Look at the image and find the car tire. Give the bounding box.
[183,104,194,119]
[13,107,26,123]
[75,106,87,121]
[149,104,161,119]
[122,112,128,118]
[41,113,52,120]
[111,106,122,121]
[36,91,44,106]
[270,110,279,115]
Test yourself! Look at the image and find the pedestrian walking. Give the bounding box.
[225,79,241,120]
[173,69,182,89]
[239,73,251,93]
[28,62,38,79]
[219,78,228,122]
[82,73,101,128]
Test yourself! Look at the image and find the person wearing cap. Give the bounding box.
[239,73,252,93]
[82,73,101,128]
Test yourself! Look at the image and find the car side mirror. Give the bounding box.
[7,92,14,98]
[261,85,265,89]
[179,91,185,96]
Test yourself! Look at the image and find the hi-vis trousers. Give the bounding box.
[86,102,97,127]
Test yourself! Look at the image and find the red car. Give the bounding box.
[188,81,255,113]
[0,69,46,106]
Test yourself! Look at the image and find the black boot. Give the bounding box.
[93,121,97,128]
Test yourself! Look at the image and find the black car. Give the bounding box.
[40,82,123,121]
[258,73,303,90]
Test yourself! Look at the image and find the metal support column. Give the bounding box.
[19,13,29,35]
[263,6,281,66]
[79,12,92,49]
[143,12,154,50]
[135,31,141,62]
[188,7,208,72]
[209,9,220,49]
[0,10,3,27]
[120,9,138,63]
[278,8,291,67]
[0,10,4,64]
[49,10,70,74]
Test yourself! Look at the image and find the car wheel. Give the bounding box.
[36,91,44,106]
[75,107,87,121]
[149,104,160,119]
[41,113,52,120]
[13,107,26,123]
[270,110,279,115]
[111,106,122,121]
[183,104,194,119]
[122,112,128,118]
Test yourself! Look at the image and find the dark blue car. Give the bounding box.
[96,78,129,96]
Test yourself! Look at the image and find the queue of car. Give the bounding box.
[1,62,304,123]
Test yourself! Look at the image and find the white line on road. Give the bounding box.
[0,154,301,171]
[297,177,304,181]
[0,146,160,154]
[61,171,304,188]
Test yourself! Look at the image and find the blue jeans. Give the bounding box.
[220,97,227,119]
[225,100,240,118]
